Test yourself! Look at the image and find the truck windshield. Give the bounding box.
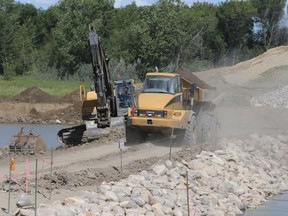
[143,76,175,94]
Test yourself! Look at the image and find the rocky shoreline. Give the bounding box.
[15,134,288,216]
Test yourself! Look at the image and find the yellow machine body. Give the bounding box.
[127,72,203,133]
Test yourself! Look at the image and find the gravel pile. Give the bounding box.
[251,85,288,108]
[16,135,288,216]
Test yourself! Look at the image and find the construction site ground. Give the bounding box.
[0,46,288,214]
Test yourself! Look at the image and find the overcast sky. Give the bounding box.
[18,0,220,9]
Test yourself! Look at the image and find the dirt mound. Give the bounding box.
[12,87,58,103]
[60,88,81,105]
[176,68,215,90]
[192,45,288,92]
[222,46,288,85]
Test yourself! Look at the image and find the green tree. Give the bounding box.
[251,0,286,50]
[217,1,256,65]
[11,24,36,75]
[48,0,114,79]
[3,60,16,80]
[34,7,61,46]
[178,2,224,69]
[107,2,142,63]
[0,0,20,74]
[128,0,186,79]
[0,1,38,76]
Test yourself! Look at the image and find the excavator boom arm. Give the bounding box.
[88,26,117,126]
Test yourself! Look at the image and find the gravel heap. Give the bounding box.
[16,134,288,216]
[251,85,288,108]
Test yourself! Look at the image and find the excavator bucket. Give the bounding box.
[57,117,126,146]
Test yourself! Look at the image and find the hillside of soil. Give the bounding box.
[195,46,288,90]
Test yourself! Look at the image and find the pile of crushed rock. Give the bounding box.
[16,134,288,216]
[251,85,288,108]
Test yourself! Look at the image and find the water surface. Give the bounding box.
[0,123,70,148]
[244,192,288,216]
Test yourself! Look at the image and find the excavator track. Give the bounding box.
[57,124,87,146]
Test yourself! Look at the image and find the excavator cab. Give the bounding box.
[114,79,135,117]
[115,79,135,108]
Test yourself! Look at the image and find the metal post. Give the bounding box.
[186,171,190,216]
[120,149,123,176]
[8,154,12,214]
[169,128,175,160]
[35,159,38,216]
[26,159,29,193]
[201,125,204,151]
[119,138,125,177]
[49,148,53,200]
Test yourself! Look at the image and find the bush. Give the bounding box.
[3,61,16,81]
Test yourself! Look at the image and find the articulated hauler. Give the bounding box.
[126,72,220,146]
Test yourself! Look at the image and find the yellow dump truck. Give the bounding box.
[126,72,218,146]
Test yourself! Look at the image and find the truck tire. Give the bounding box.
[197,113,217,149]
[125,125,146,145]
[184,115,197,146]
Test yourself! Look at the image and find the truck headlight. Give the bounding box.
[163,111,167,118]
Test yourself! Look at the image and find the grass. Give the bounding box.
[0,75,90,99]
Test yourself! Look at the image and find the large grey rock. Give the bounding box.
[113,205,125,214]
[152,165,168,176]
[104,191,119,202]
[167,169,180,179]
[18,209,34,216]
[98,183,111,194]
[16,193,32,208]
[112,185,131,198]
[161,205,173,215]
[162,193,177,209]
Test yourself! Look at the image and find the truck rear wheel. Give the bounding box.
[184,115,197,146]
[197,113,217,149]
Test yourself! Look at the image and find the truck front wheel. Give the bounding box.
[184,115,197,146]
[125,125,146,145]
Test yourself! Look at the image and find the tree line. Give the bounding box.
[0,0,287,81]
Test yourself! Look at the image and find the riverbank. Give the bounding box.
[245,191,288,216]
[6,134,288,216]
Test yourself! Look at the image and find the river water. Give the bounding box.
[244,192,288,216]
[0,123,70,148]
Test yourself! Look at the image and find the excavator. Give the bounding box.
[57,26,134,145]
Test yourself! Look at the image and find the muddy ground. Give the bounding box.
[0,46,288,215]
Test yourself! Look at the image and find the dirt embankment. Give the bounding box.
[0,87,82,125]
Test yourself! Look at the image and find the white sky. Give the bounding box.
[18,0,221,9]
